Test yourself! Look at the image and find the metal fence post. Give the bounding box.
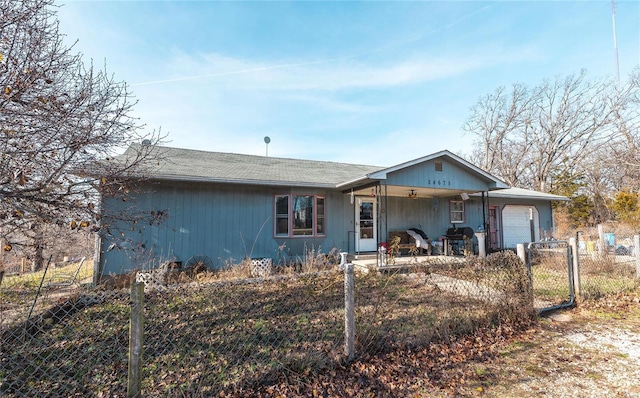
[128,282,144,397]
[516,243,527,265]
[344,263,355,362]
[517,243,531,286]
[570,237,581,302]
[635,235,640,279]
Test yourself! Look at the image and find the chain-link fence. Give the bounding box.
[577,233,640,299]
[1,287,130,396]
[524,235,640,312]
[354,251,535,356]
[572,226,640,297]
[0,253,538,396]
[527,241,574,312]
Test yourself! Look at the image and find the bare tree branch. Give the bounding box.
[464,69,640,193]
[0,0,165,268]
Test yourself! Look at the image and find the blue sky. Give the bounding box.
[56,1,640,166]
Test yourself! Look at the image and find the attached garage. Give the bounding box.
[502,205,539,248]
[478,188,567,250]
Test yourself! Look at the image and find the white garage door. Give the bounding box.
[502,206,539,248]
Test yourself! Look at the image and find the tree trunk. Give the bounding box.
[31,230,45,272]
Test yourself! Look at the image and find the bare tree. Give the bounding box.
[607,70,640,191]
[0,0,163,270]
[464,69,639,193]
[465,83,534,187]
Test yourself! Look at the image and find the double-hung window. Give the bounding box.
[274,194,326,237]
[275,196,290,236]
[449,200,465,224]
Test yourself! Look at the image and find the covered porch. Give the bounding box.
[336,151,509,266]
[344,183,491,262]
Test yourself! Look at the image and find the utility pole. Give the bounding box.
[611,0,620,86]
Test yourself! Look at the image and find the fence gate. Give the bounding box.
[527,241,575,312]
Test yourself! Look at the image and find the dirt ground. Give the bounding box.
[4,268,638,397]
[254,290,640,398]
[453,292,640,398]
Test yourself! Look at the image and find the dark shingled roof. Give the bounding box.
[121,145,383,187]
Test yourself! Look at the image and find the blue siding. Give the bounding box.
[385,160,490,191]
[99,182,557,276]
[99,149,572,277]
[99,181,354,275]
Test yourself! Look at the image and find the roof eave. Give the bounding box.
[471,190,570,201]
[492,194,570,201]
[368,150,508,188]
[491,181,511,190]
[148,174,337,188]
[335,175,383,189]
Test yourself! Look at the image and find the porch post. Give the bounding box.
[481,192,488,253]
[475,232,486,258]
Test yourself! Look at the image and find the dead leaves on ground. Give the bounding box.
[245,321,538,397]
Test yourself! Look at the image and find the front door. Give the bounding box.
[356,198,377,252]
[488,206,500,250]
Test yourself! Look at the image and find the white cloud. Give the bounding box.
[124,46,534,163]
[54,1,560,164]
[135,46,539,92]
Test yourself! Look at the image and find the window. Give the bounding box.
[435,161,443,172]
[316,197,325,235]
[275,195,289,236]
[450,200,465,223]
[292,195,313,236]
[274,194,326,237]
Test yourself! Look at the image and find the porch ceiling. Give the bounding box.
[351,185,480,199]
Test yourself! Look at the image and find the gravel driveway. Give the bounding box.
[476,298,640,398]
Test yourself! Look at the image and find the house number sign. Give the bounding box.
[426,179,452,186]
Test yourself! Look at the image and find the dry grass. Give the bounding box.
[1,259,93,326]
[4,241,638,396]
[578,254,639,299]
[1,259,93,290]
[1,256,535,397]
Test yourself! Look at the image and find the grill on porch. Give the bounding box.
[443,227,474,255]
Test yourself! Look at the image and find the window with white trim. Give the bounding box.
[449,200,465,224]
[274,194,326,237]
[316,197,325,235]
[275,195,289,236]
